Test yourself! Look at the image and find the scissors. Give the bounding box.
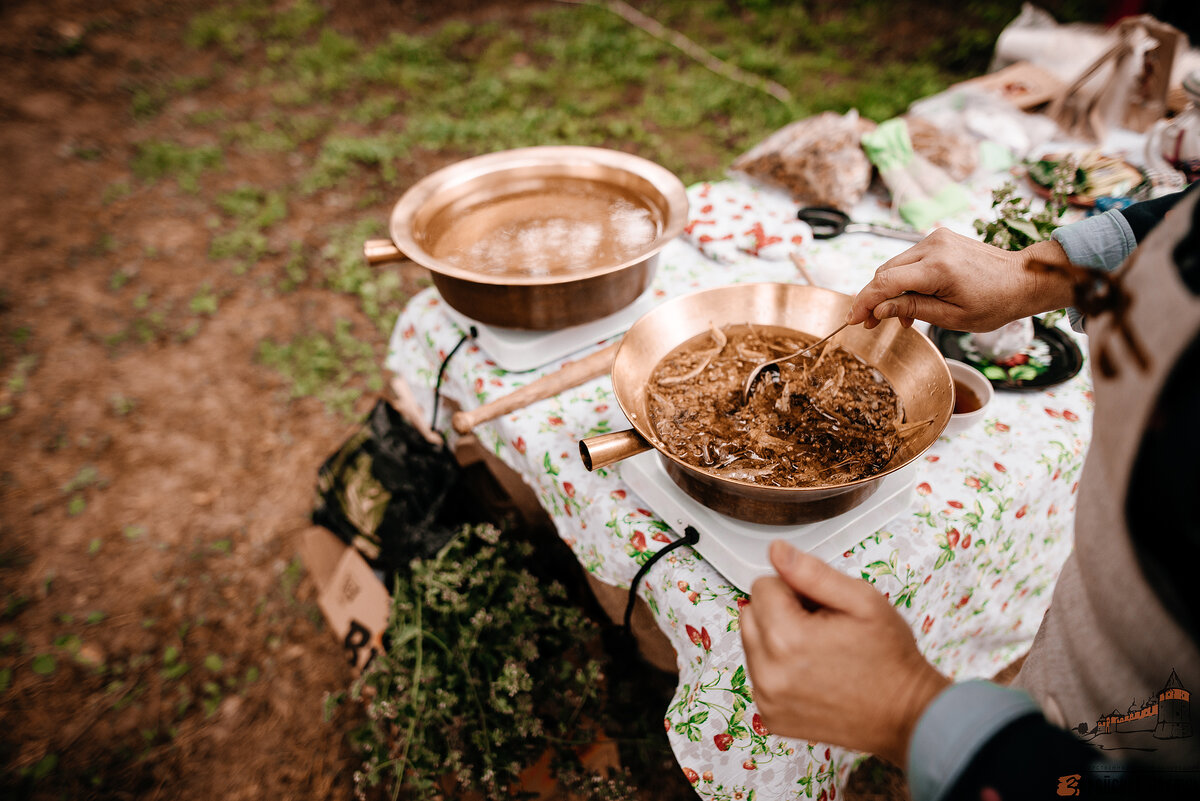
[797,206,925,242]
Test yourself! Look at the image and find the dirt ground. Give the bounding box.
[0,0,1091,798]
[0,1,453,797]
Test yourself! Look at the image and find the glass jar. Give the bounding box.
[1147,69,1200,184]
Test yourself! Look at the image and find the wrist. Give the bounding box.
[1019,240,1076,316]
[882,660,951,765]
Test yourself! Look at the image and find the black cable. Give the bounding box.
[429,325,477,436]
[623,525,701,634]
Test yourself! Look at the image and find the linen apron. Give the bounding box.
[1013,189,1200,767]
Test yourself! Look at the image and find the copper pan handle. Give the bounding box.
[579,429,652,471]
[451,342,620,434]
[364,238,407,265]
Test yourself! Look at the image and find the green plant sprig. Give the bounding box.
[350,524,608,800]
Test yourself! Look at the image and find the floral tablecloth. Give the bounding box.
[385,176,1093,800]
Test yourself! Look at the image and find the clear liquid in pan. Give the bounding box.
[427,178,661,277]
[647,324,905,488]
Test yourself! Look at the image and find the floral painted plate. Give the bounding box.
[928,320,1084,391]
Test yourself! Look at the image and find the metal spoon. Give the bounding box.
[741,321,855,403]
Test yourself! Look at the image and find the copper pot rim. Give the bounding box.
[388,146,689,287]
[612,281,952,496]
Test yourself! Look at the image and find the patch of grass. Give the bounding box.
[1,354,38,418]
[109,393,136,417]
[31,653,57,676]
[62,465,101,494]
[302,134,408,193]
[209,228,268,271]
[186,108,226,127]
[224,121,295,153]
[210,186,287,271]
[185,0,268,55]
[101,180,132,206]
[267,0,325,40]
[320,219,407,335]
[188,284,219,316]
[347,95,399,125]
[257,320,382,419]
[108,267,136,291]
[131,140,223,193]
[215,186,287,225]
[277,242,309,292]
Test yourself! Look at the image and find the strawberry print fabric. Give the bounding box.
[385,175,1092,800]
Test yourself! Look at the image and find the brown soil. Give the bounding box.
[0,1,456,797]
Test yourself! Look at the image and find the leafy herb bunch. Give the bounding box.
[973,158,1077,251]
[973,160,1079,330]
[349,523,610,800]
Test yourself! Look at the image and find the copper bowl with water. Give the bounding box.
[364,146,688,330]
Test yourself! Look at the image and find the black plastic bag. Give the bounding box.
[312,399,481,578]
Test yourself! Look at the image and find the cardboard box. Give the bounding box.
[300,526,390,673]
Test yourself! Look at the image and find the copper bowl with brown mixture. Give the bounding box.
[579,282,953,524]
[364,146,688,330]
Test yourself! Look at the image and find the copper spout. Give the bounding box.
[579,429,652,471]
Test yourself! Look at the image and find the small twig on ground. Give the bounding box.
[556,0,793,106]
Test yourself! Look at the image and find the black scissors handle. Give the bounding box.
[796,206,849,239]
[797,206,925,242]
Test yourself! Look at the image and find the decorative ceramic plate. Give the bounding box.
[1026,153,1148,208]
[928,320,1084,391]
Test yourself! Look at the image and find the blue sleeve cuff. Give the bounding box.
[1051,211,1134,332]
[1050,211,1136,272]
[907,679,1041,801]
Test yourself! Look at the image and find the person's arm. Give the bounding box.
[847,187,1198,334]
[844,228,1075,333]
[1053,185,1197,330]
[740,543,1199,801]
[916,688,1200,801]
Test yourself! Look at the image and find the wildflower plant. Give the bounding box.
[350,523,609,800]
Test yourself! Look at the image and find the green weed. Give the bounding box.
[62,465,101,494]
[210,186,287,271]
[302,134,408,193]
[319,219,407,334]
[131,140,223,193]
[277,242,309,292]
[257,320,381,419]
[185,1,267,55]
[101,180,132,206]
[109,393,136,416]
[188,284,219,316]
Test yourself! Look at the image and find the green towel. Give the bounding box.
[861,118,969,230]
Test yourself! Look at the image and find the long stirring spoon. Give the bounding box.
[741,321,854,403]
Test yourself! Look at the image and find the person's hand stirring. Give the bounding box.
[845,228,1077,333]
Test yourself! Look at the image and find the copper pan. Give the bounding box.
[579,282,953,524]
[365,146,688,330]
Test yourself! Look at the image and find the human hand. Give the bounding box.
[740,541,949,765]
[845,228,1076,333]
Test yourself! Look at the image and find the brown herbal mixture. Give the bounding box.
[648,324,904,487]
